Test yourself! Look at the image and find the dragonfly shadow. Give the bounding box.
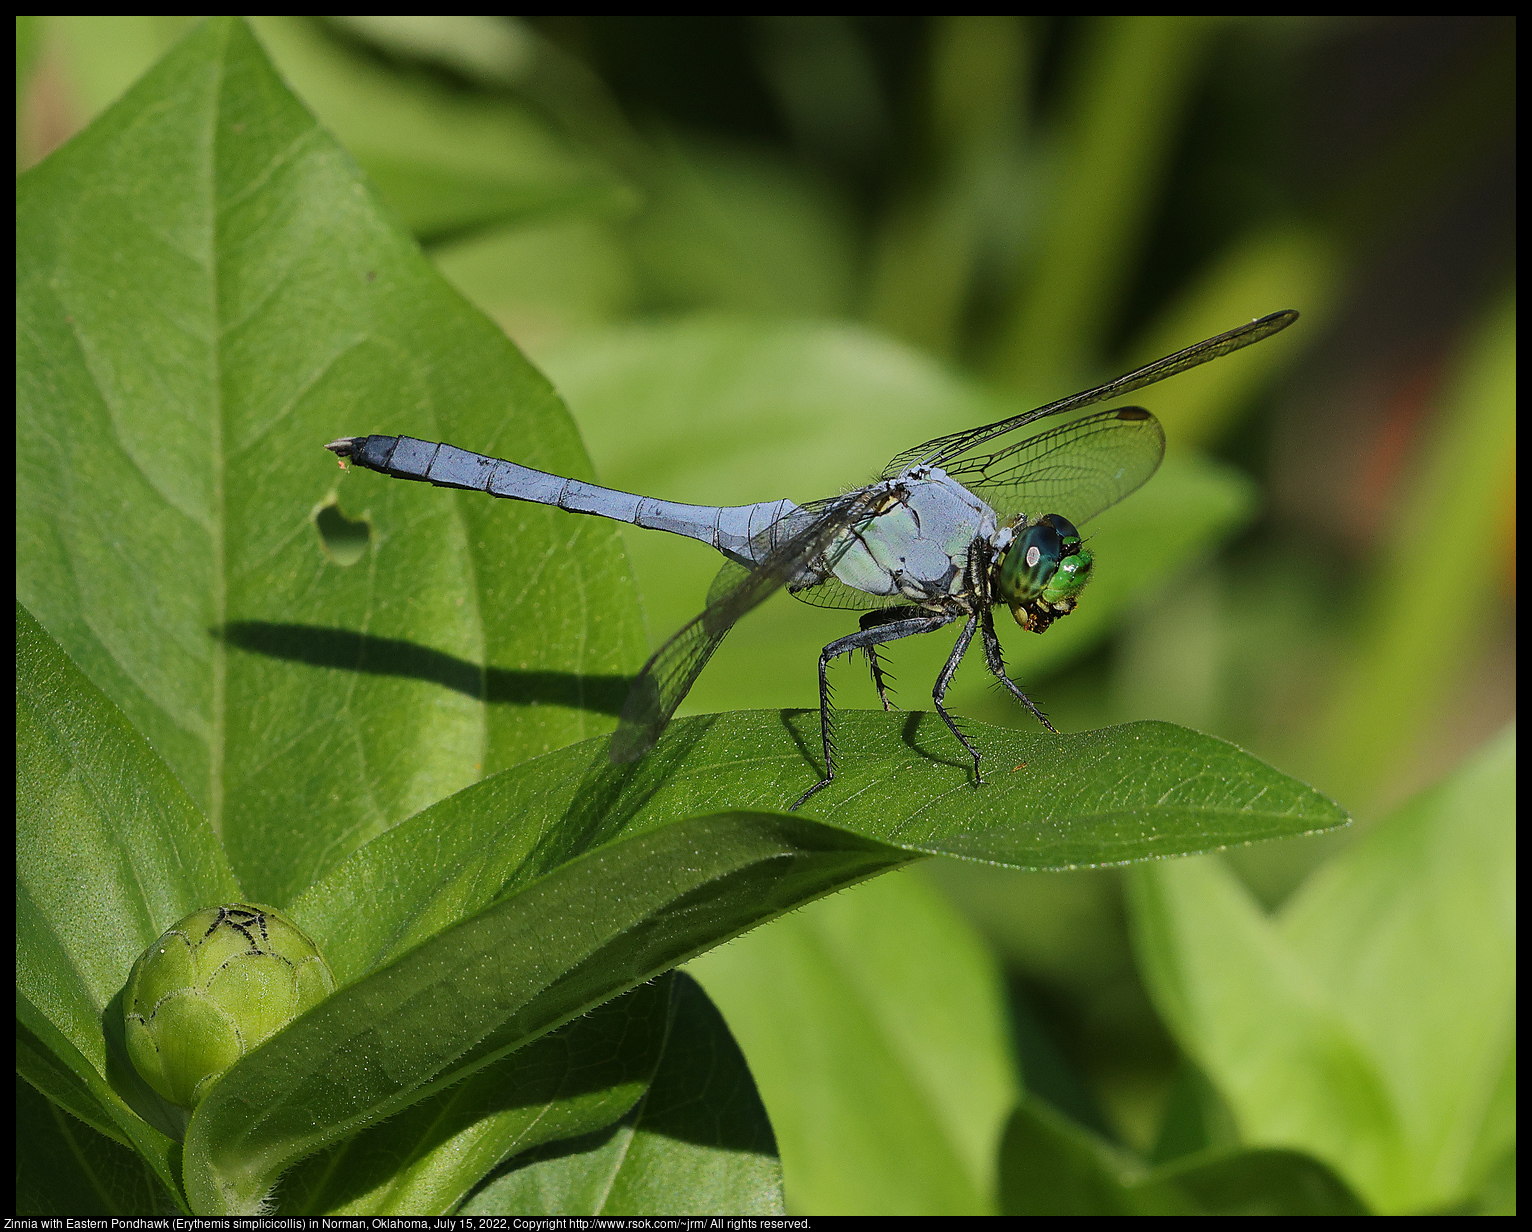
[778,709,826,779]
[776,707,975,780]
[900,709,977,775]
[215,622,631,717]
[516,718,723,877]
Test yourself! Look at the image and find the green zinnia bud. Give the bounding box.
[123,903,335,1110]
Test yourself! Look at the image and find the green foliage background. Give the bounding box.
[17,15,1513,1216]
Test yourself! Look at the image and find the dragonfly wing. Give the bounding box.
[881,310,1296,477]
[787,576,909,611]
[611,489,885,762]
[944,405,1165,527]
[610,559,750,763]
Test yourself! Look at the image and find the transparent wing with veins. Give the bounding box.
[882,310,1297,479]
[611,488,888,761]
[943,405,1166,528]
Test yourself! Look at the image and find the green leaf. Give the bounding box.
[17,15,646,905]
[998,1098,1366,1215]
[17,1019,131,1149]
[1127,725,1515,1213]
[182,807,898,1214]
[335,709,1342,998]
[17,601,247,1205]
[276,977,675,1215]
[173,706,1336,1213]
[999,1098,1136,1215]
[462,973,783,1216]
[687,864,1017,1214]
[17,1080,176,1217]
[291,712,1345,995]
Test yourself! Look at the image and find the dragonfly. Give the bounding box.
[327,309,1297,808]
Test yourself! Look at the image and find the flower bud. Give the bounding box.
[123,903,334,1109]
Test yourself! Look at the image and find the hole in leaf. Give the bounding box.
[316,502,369,566]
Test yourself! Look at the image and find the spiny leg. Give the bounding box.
[978,605,1059,734]
[859,606,922,711]
[932,611,985,784]
[791,610,954,811]
[866,645,895,709]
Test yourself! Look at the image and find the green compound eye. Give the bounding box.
[998,515,1085,603]
[123,903,335,1110]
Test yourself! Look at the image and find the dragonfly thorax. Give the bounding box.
[994,514,1093,634]
[824,467,999,604]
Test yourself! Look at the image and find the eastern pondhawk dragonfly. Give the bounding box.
[327,309,1296,808]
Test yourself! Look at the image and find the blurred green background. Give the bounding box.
[19,15,1513,1213]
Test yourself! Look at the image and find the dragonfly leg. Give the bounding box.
[978,605,1059,733]
[866,646,895,709]
[859,606,923,710]
[791,610,954,811]
[932,611,985,784]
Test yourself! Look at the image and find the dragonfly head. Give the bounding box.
[995,514,1092,634]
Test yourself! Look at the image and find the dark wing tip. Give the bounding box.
[324,437,363,456]
[1256,308,1300,334]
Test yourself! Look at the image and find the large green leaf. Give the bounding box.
[997,1098,1366,1215]
[16,1080,175,1217]
[275,977,675,1215]
[462,973,784,1215]
[289,710,1348,992]
[175,707,1339,1212]
[16,15,646,905]
[1128,725,1515,1213]
[686,864,1018,1214]
[17,602,242,1207]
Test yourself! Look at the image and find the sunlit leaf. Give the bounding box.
[687,865,1017,1214]
[1128,726,1515,1213]
[17,15,646,906]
